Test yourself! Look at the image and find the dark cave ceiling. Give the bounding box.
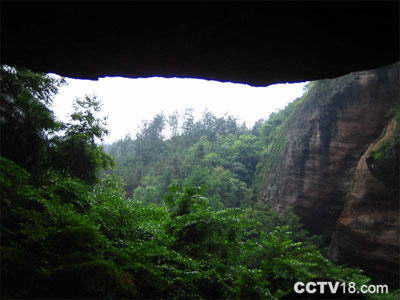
[1,1,399,86]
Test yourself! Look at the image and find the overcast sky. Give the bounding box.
[52,77,307,143]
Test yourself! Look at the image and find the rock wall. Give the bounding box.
[329,118,399,287]
[258,63,399,286]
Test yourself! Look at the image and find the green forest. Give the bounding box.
[1,66,396,299]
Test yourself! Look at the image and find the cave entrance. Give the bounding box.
[52,75,307,143]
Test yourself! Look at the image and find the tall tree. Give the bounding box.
[0,65,65,175]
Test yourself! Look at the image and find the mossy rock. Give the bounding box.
[367,118,399,193]
[368,140,399,192]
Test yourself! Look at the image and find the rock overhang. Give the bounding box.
[1,1,399,86]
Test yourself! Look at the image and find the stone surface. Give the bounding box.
[259,63,399,286]
[329,118,399,287]
[1,2,398,85]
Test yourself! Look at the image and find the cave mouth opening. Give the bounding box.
[51,74,307,143]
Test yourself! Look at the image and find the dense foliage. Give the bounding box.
[106,110,262,208]
[105,86,319,214]
[2,66,389,299]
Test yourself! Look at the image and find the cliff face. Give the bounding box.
[258,63,399,286]
[329,117,399,287]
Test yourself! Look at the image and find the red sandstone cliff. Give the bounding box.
[258,63,399,286]
[329,117,399,287]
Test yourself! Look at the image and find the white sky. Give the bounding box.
[52,77,306,143]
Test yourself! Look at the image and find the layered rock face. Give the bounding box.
[258,63,399,286]
[329,118,399,287]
